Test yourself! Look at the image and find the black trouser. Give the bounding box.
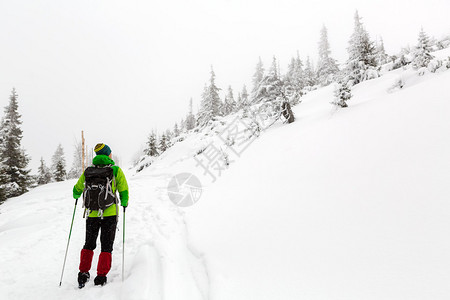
[83,216,117,253]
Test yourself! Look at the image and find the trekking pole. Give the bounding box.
[59,198,78,287]
[122,206,126,282]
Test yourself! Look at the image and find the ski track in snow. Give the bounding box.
[0,170,209,300]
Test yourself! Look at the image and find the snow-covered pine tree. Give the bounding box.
[304,56,318,87]
[222,86,236,116]
[283,52,304,104]
[236,93,243,111]
[0,162,8,202]
[411,28,434,69]
[376,37,389,66]
[145,132,159,157]
[180,118,186,133]
[165,129,173,148]
[37,157,52,185]
[185,98,196,131]
[198,67,222,125]
[317,25,340,86]
[0,88,31,200]
[173,123,180,137]
[284,57,297,102]
[254,56,295,120]
[251,57,265,99]
[241,85,249,107]
[67,142,83,179]
[51,144,66,182]
[254,56,282,104]
[198,85,211,125]
[345,10,378,85]
[240,85,250,117]
[159,134,168,153]
[332,81,352,108]
[294,52,305,88]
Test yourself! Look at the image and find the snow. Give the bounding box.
[1,47,450,299]
[187,68,450,299]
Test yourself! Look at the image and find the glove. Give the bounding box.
[73,188,82,200]
[119,190,129,207]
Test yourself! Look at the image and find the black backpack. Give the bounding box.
[83,165,117,215]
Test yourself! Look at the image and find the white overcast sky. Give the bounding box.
[0,0,449,172]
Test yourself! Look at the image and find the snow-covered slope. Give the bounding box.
[186,63,450,299]
[1,48,450,300]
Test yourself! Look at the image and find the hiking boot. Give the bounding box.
[94,275,107,286]
[77,272,90,288]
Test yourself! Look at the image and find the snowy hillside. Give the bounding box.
[1,48,450,300]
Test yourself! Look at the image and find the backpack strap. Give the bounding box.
[82,180,89,219]
[112,169,119,221]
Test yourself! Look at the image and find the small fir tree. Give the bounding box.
[236,93,243,111]
[241,85,249,107]
[145,132,159,157]
[165,129,173,148]
[332,82,351,108]
[376,37,389,66]
[159,134,168,153]
[254,56,282,104]
[67,142,83,179]
[411,28,434,69]
[346,10,378,85]
[304,56,318,87]
[284,52,304,104]
[37,157,52,185]
[51,144,66,182]
[251,57,265,98]
[0,88,31,200]
[317,25,340,86]
[185,98,196,131]
[173,123,180,137]
[180,118,186,132]
[222,86,236,116]
[198,67,222,125]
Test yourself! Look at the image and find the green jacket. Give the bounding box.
[73,155,129,218]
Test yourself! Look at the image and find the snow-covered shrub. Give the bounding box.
[302,85,318,92]
[365,68,379,80]
[221,149,231,167]
[436,37,450,50]
[388,76,405,93]
[224,135,235,147]
[135,157,155,173]
[244,109,264,138]
[136,165,145,173]
[394,76,405,89]
[428,59,443,73]
[417,67,428,76]
[383,62,395,72]
[390,54,409,70]
[436,65,448,73]
[196,147,207,155]
[443,39,450,49]
[332,82,351,108]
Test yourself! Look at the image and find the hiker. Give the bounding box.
[72,143,129,287]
